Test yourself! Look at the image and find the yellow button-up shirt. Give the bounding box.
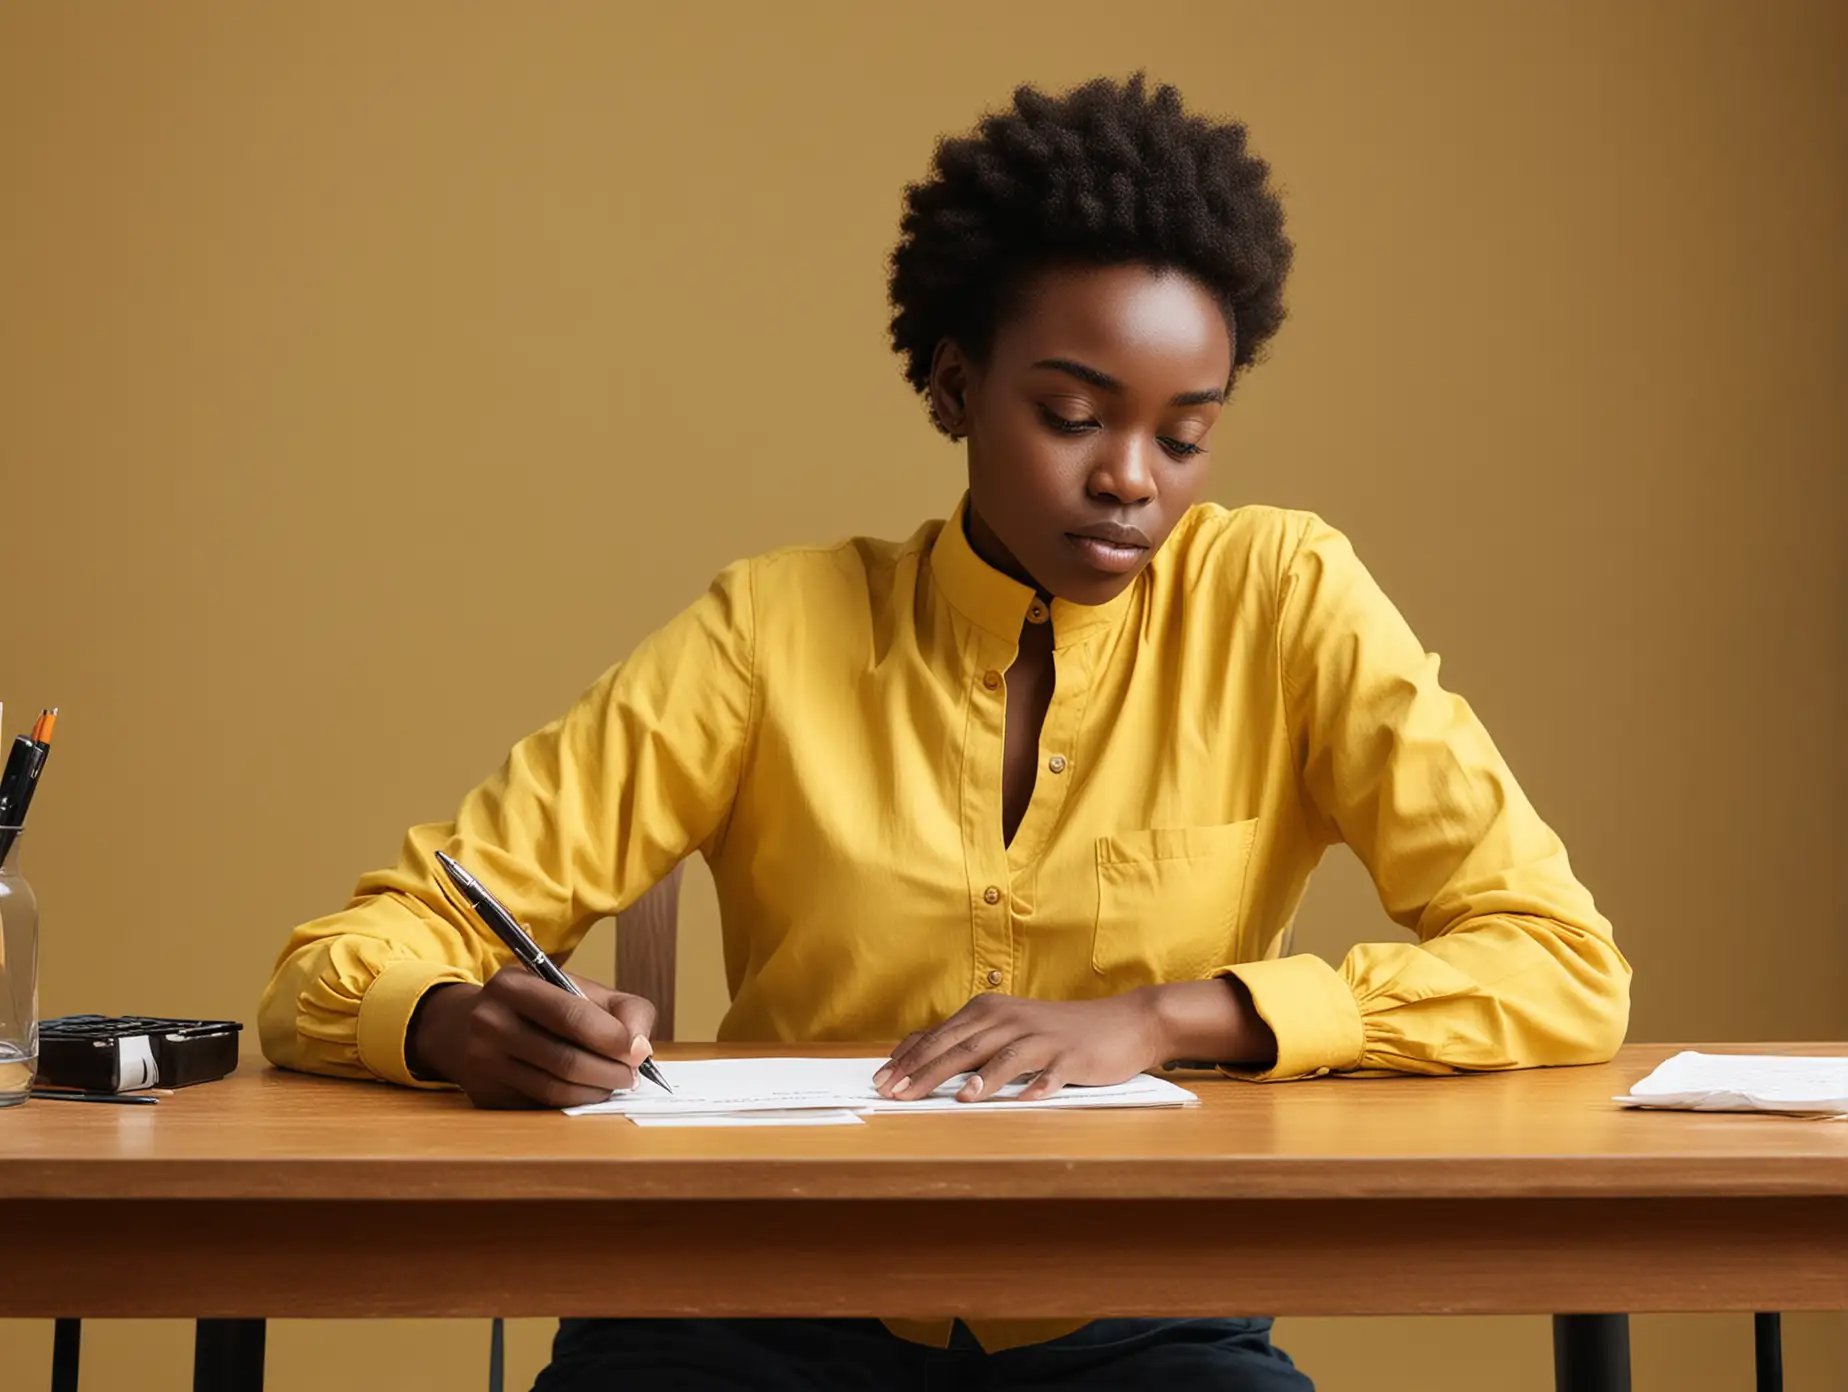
[261,498,1628,1348]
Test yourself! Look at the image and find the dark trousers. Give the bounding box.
[534,1316,1314,1391]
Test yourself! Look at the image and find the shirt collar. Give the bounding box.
[928,495,1143,647]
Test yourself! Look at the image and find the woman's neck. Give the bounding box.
[964,502,1049,598]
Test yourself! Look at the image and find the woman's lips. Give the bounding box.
[1065,532,1148,574]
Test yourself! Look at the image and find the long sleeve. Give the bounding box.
[1223,516,1630,1079]
[258,560,757,1086]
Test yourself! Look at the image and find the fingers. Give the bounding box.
[470,983,638,1094]
[874,999,999,1096]
[1011,1056,1070,1102]
[884,1032,926,1076]
[473,1053,628,1111]
[575,974,659,1066]
[955,1037,1058,1103]
[485,968,648,1061]
[472,968,661,1102]
[884,1025,1019,1100]
[872,1036,917,1092]
[878,994,1059,1103]
[499,1013,638,1094]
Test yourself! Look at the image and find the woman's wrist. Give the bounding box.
[1144,977,1278,1070]
[405,982,476,1082]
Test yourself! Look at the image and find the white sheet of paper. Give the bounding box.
[627,1109,867,1128]
[563,1056,1197,1118]
[1614,1051,1848,1115]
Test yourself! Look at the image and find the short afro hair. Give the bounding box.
[888,74,1293,433]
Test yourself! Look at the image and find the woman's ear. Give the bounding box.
[927,339,971,439]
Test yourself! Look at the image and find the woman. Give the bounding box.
[262,75,1628,1390]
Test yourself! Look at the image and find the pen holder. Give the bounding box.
[0,828,37,1106]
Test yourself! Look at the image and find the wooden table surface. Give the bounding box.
[2,1042,1843,1321]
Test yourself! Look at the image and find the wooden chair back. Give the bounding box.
[615,863,684,1041]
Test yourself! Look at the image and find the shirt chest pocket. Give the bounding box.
[1091,819,1259,987]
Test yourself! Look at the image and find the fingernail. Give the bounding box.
[872,1065,892,1088]
[893,1075,911,1097]
[631,1035,651,1063]
[959,1077,984,1102]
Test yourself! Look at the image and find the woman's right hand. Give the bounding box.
[406,967,657,1109]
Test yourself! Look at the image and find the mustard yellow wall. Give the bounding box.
[2,2,1843,1388]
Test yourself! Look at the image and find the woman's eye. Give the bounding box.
[1038,405,1096,435]
[1160,436,1206,459]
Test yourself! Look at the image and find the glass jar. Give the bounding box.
[0,829,38,1106]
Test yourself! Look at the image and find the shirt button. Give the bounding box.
[982,885,1001,905]
[982,670,1001,691]
[1026,599,1050,624]
[986,969,1003,987]
[1047,754,1067,774]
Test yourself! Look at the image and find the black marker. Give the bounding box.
[435,850,672,1094]
[0,736,36,825]
[0,710,57,861]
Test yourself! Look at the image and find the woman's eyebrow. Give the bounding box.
[1032,357,1122,391]
[1031,358,1224,407]
[1169,386,1226,407]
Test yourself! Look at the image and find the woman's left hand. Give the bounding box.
[873,988,1168,1103]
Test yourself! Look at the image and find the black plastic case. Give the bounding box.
[37,1015,243,1092]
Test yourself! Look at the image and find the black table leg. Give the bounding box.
[193,1318,266,1392]
[1553,1314,1631,1392]
[1754,1313,1783,1392]
[50,1318,81,1392]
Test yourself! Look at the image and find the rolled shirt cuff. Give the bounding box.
[1215,954,1366,1081]
[356,958,477,1088]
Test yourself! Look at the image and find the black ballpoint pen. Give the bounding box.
[434,850,673,1094]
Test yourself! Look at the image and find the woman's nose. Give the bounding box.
[1088,440,1156,506]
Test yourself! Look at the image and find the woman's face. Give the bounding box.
[932,262,1233,606]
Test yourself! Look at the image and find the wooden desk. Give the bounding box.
[3,1043,1844,1387]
